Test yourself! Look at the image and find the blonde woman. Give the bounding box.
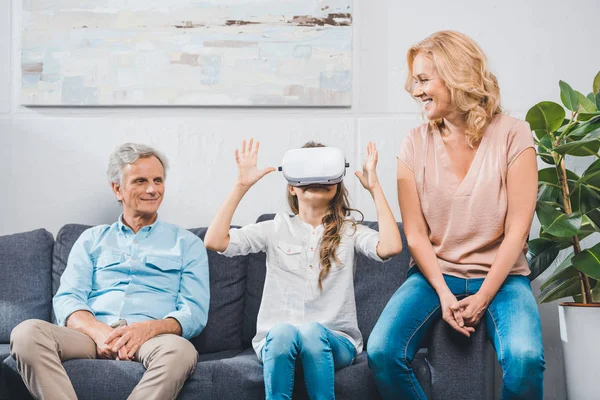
[367,31,545,399]
[205,140,402,399]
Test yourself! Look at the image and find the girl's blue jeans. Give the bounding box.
[261,322,356,400]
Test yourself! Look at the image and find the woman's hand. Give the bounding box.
[438,290,476,337]
[235,138,275,189]
[457,293,490,327]
[355,141,381,193]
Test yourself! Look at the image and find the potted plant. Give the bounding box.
[526,71,600,400]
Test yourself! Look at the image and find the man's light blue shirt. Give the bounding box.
[53,216,210,339]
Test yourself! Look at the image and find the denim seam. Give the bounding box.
[487,308,505,371]
[404,304,440,400]
[328,343,335,400]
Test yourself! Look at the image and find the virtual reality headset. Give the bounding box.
[278,147,349,187]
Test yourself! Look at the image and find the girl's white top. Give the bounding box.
[220,212,385,358]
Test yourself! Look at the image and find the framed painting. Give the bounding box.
[21,0,352,106]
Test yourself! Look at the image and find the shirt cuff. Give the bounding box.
[368,234,390,263]
[55,302,95,327]
[218,228,241,258]
[164,311,194,339]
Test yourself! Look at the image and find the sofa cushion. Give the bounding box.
[353,221,411,345]
[210,348,431,400]
[2,349,241,400]
[52,224,88,297]
[52,224,247,353]
[188,228,247,353]
[0,345,9,366]
[241,214,274,345]
[0,229,53,343]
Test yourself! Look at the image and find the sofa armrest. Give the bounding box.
[427,318,496,400]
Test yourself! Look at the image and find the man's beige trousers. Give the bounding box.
[10,319,198,400]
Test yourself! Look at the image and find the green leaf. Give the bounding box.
[557,124,600,155]
[537,275,581,303]
[539,224,594,243]
[526,102,566,134]
[588,93,597,104]
[578,111,600,122]
[540,260,577,291]
[583,158,600,177]
[560,80,579,111]
[577,171,600,187]
[578,220,599,242]
[555,118,571,135]
[527,238,563,280]
[554,252,576,275]
[568,119,600,140]
[538,153,555,165]
[571,182,600,214]
[571,185,598,214]
[537,134,555,165]
[539,168,579,185]
[571,242,600,279]
[586,208,600,229]
[553,139,600,156]
[537,183,562,206]
[577,91,597,113]
[596,92,600,110]
[582,123,600,140]
[593,71,600,95]
[536,202,582,237]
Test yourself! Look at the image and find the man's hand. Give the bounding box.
[107,336,132,361]
[105,321,155,360]
[457,293,490,327]
[88,323,121,359]
[65,311,130,360]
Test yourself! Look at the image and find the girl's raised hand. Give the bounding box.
[355,141,381,192]
[235,138,276,188]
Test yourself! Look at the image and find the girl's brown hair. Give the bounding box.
[286,141,363,290]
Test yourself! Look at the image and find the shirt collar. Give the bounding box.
[118,214,160,236]
[293,214,324,233]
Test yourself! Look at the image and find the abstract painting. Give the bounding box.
[21,0,353,106]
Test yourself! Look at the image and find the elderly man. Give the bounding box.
[10,143,209,400]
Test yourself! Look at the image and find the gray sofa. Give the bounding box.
[1,215,496,400]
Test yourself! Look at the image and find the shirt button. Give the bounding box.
[133,240,138,244]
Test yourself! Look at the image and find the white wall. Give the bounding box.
[2,0,600,398]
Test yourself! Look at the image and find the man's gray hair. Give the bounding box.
[107,143,169,185]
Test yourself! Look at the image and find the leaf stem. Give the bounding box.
[554,153,593,303]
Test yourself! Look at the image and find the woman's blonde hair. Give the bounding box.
[286,141,363,290]
[405,30,502,146]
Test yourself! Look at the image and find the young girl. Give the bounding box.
[204,139,402,399]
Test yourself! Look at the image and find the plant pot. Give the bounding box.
[558,302,600,400]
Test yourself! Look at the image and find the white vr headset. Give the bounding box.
[278,147,349,187]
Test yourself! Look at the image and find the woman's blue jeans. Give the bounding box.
[367,268,545,400]
[261,322,356,400]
